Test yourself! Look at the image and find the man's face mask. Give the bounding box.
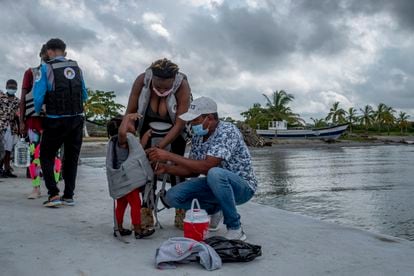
[6,88,17,95]
[192,117,209,136]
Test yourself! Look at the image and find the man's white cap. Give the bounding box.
[179,96,217,121]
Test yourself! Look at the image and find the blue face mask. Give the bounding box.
[6,89,17,95]
[192,118,209,136]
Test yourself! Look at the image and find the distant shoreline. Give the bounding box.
[80,136,413,158]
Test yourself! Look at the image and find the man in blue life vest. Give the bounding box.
[33,38,88,207]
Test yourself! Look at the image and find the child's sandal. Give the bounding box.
[119,229,132,236]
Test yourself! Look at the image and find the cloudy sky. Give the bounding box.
[0,0,413,122]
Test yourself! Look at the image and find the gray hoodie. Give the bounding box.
[155,237,222,271]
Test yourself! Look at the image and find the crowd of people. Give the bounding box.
[0,37,257,241]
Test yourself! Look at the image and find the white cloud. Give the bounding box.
[0,0,413,123]
[113,74,125,83]
[142,12,171,40]
[182,0,224,9]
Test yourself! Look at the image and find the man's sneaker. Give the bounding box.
[27,188,41,199]
[4,170,17,178]
[61,197,75,206]
[208,211,223,232]
[0,170,7,178]
[224,227,247,241]
[43,196,62,208]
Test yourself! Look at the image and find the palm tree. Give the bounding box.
[262,90,304,126]
[345,107,358,133]
[396,111,410,134]
[383,105,396,135]
[373,103,387,131]
[374,103,395,134]
[310,117,327,128]
[359,105,375,131]
[262,90,294,116]
[325,102,346,125]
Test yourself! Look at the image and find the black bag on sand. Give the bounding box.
[204,236,262,262]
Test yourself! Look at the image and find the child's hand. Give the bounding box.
[141,129,152,146]
[120,113,142,133]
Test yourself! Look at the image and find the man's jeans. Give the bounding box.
[165,167,255,230]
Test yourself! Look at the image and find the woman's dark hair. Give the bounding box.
[106,115,124,138]
[46,38,66,51]
[150,58,179,79]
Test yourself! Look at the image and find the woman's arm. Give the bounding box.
[125,73,145,114]
[157,79,191,149]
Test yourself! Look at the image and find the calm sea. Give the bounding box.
[251,145,414,241]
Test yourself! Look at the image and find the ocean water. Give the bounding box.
[80,144,414,241]
[251,145,414,241]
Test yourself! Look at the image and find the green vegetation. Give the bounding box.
[241,90,413,136]
[84,89,125,124]
[241,90,304,129]
[82,88,413,138]
[83,89,125,137]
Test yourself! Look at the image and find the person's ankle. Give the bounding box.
[49,195,60,200]
[133,224,142,231]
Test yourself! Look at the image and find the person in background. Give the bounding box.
[33,38,88,207]
[125,58,191,230]
[147,97,257,241]
[20,44,49,199]
[0,79,20,178]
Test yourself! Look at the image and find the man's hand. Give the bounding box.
[146,147,172,162]
[154,162,169,175]
[19,121,26,136]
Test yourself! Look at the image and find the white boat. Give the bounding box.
[256,121,348,140]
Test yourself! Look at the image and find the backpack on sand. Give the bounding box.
[204,236,262,263]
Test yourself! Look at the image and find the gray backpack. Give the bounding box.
[106,133,153,199]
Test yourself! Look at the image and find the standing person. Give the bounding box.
[33,38,88,207]
[147,97,257,241]
[0,80,20,178]
[125,58,191,229]
[20,44,49,198]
